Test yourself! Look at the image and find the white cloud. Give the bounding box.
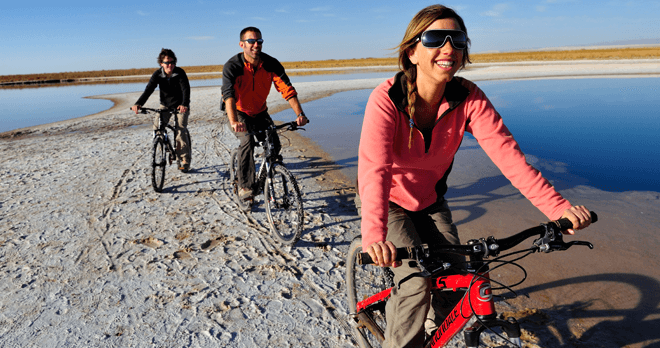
[480,3,511,17]
[137,10,149,16]
[220,11,236,16]
[310,6,331,12]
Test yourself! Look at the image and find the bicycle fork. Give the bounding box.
[154,120,175,165]
[463,316,521,348]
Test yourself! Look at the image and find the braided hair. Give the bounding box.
[396,5,471,148]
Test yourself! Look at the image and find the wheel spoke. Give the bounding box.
[346,237,391,348]
[265,164,303,244]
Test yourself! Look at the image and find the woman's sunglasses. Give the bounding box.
[417,29,467,50]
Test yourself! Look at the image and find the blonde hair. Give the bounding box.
[396,5,471,148]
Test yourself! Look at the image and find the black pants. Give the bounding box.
[235,110,281,190]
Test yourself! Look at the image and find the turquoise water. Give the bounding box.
[272,78,660,193]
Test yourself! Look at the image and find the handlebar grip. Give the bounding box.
[357,247,413,265]
[556,211,598,230]
[357,252,373,265]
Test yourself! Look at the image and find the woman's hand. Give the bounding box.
[560,205,592,235]
[365,241,401,268]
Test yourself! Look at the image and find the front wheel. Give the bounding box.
[151,136,166,192]
[346,236,392,348]
[264,163,303,245]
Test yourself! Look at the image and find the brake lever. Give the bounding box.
[547,240,594,251]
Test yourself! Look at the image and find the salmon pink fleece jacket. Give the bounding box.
[358,73,572,248]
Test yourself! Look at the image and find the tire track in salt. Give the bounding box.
[208,125,360,345]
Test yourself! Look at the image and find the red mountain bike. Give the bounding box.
[346,212,597,348]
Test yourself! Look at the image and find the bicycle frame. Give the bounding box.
[145,108,178,163]
[354,270,513,348]
[350,214,596,348]
[253,124,279,195]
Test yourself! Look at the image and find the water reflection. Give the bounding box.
[273,78,660,193]
[272,89,371,184]
[0,71,394,133]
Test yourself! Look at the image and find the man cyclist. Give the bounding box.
[222,26,309,202]
[132,48,192,172]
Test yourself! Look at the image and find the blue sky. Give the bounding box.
[2,0,659,75]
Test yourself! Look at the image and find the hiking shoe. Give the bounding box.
[179,161,190,173]
[238,187,253,201]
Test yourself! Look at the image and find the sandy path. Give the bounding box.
[1,60,660,347]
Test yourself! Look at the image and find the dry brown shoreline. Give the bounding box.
[3,45,660,86]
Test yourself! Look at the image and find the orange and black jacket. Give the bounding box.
[221,52,297,117]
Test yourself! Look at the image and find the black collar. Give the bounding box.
[387,71,470,119]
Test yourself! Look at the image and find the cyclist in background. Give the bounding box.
[131,48,192,172]
[357,5,592,347]
[222,26,309,202]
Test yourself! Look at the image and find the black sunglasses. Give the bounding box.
[242,38,264,45]
[161,61,175,65]
[417,29,467,50]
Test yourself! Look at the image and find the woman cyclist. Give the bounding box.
[357,5,592,347]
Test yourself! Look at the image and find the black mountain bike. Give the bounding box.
[137,107,191,193]
[229,121,304,245]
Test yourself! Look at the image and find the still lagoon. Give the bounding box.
[0,72,395,133]
[1,75,658,193]
[271,77,660,193]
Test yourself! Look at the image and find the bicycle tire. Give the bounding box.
[346,236,393,348]
[151,136,166,192]
[183,128,192,166]
[264,163,303,245]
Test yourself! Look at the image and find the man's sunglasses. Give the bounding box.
[417,29,467,50]
[242,38,264,45]
[162,61,175,65]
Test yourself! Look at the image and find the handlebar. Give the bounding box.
[247,121,304,137]
[357,212,598,266]
[130,107,179,115]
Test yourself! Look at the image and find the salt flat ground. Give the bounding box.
[2,60,660,347]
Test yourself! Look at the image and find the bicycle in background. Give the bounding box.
[346,212,598,348]
[136,107,191,193]
[229,121,305,245]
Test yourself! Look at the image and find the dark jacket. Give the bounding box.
[135,66,190,108]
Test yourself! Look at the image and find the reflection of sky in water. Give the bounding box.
[274,78,660,193]
[4,75,659,193]
[272,89,371,184]
[478,78,660,193]
[0,72,393,133]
